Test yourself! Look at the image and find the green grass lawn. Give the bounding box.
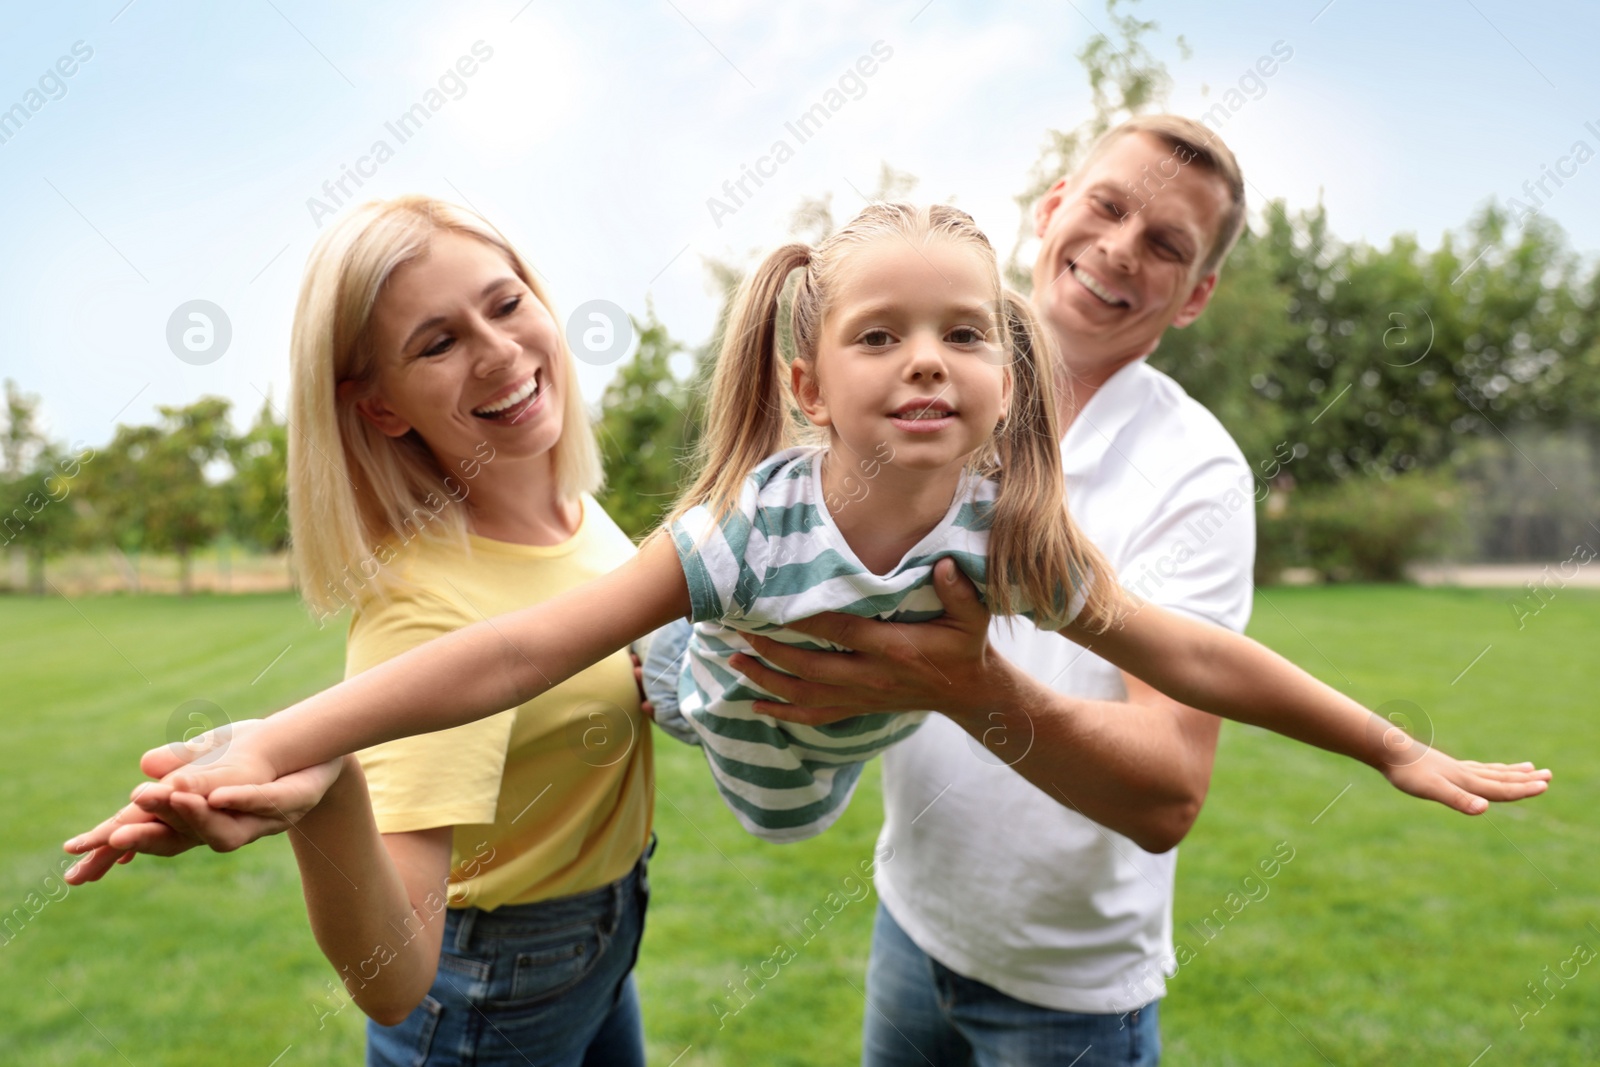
[1,587,1594,1065]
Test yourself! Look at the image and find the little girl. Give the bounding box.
[123,202,1547,834]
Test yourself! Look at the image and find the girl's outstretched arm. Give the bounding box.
[62,724,344,884]
[1059,601,1552,813]
[167,533,690,797]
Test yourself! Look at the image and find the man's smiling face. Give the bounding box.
[1031,131,1233,386]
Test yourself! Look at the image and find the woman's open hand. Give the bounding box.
[62,720,347,885]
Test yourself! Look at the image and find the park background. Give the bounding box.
[2,0,1597,1063]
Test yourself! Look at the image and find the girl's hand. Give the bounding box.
[154,718,283,797]
[62,721,347,885]
[1379,744,1551,814]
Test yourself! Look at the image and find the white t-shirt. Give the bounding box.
[874,357,1257,1014]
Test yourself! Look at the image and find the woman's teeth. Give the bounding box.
[1071,265,1128,307]
[473,375,539,418]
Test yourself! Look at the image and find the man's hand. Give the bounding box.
[62,721,347,885]
[734,558,1001,726]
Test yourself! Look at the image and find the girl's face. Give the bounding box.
[794,236,1011,473]
[348,231,565,472]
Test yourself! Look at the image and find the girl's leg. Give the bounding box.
[639,619,700,745]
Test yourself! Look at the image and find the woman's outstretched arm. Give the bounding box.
[68,532,686,1023]
[244,534,690,1025]
[62,724,347,883]
[165,533,690,796]
[286,759,456,1027]
[64,737,455,1024]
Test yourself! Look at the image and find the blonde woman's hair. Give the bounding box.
[288,195,602,619]
[663,201,1125,631]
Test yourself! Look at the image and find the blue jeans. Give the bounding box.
[639,617,699,746]
[367,840,653,1066]
[863,902,1161,1067]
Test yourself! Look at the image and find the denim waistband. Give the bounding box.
[450,838,654,952]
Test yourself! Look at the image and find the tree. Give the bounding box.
[1157,200,1600,490]
[1146,225,1301,472]
[227,399,290,553]
[593,309,698,539]
[2,379,44,476]
[0,381,89,593]
[82,423,156,591]
[1151,197,1600,575]
[84,398,234,594]
[0,452,86,595]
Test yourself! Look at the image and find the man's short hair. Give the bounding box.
[1074,114,1247,277]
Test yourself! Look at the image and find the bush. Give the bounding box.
[1260,471,1463,582]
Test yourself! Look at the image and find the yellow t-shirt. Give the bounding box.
[346,495,653,911]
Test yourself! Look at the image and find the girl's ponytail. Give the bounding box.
[984,291,1126,631]
[667,243,813,528]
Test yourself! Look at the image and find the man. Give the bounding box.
[733,114,1254,1065]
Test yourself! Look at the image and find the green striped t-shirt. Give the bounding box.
[668,446,1082,842]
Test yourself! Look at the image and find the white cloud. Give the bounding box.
[435,14,583,167]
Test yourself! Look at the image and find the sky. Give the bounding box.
[2,0,1597,451]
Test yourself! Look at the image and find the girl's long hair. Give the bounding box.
[288,195,602,619]
[664,202,1125,631]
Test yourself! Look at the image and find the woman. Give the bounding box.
[65,196,656,1066]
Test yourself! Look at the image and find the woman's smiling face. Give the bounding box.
[350,231,565,471]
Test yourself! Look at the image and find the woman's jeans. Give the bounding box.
[367,840,653,1066]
